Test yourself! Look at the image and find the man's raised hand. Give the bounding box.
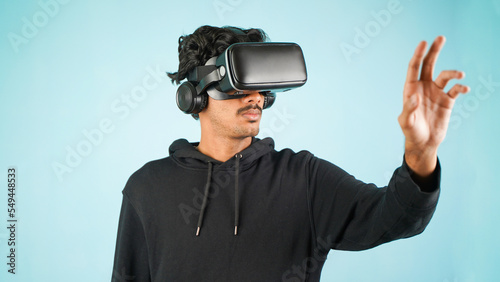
[398,36,470,177]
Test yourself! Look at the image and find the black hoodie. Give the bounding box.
[112,137,440,281]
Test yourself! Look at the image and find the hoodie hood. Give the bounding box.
[168,137,275,236]
[169,137,275,170]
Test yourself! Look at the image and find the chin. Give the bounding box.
[247,128,260,138]
[234,127,259,139]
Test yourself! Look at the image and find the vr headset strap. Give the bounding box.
[195,68,223,95]
[187,65,217,82]
[206,87,242,100]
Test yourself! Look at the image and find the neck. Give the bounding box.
[197,134,252,162]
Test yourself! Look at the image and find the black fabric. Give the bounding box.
[112,137,440,282]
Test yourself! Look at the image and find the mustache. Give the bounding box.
[237,104,262,115]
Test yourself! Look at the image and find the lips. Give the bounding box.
[240,108,261,121]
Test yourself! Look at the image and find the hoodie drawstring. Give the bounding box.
[234,153,242,236]
[195,154,242,237]
[196,161,212,236]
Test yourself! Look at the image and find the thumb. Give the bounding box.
[398,94,419,129]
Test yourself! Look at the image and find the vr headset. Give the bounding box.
[176,42,307,114]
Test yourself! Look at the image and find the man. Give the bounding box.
[112,25,469,281]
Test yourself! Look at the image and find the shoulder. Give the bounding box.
[272,147,353,182]
[274,147,314,159]
[122,156,175,197]
[269,147,316,170]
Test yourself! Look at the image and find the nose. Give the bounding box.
[242,91,263,105]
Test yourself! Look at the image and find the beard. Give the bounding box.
[203,102,263,140]
[233,104,262,137]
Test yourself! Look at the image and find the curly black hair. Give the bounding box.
[167,25,268,119]
[167,25,268,85]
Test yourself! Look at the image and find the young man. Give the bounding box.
[112,25,469,281]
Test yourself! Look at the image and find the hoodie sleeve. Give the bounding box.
[112,192,151,282]
[307,156,440,252]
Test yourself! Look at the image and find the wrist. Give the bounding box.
[404,142,438,178]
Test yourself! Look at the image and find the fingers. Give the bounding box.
[447,84,470,99]
[435,70,465,89]
[406,41,427,83]
[420,36,446,81]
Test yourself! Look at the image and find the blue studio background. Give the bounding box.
[0,0,498,281]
